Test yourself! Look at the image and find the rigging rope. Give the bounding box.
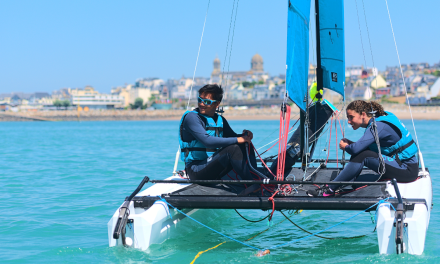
[158,195,387,254]
[223,0,240,101]
[235,209,270,223]
[280,211,368,240]
[220,0,236,86]
[264,199,386,250]
[385,0,423,171]
[255,113,299,152]
[355,0,368,69]
[361,0,378,91]
[186,0,211,110]
[190,211,297,263]
[356,0,386,176]
[174,0,211,175]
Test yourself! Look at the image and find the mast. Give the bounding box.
[301,0,323,170]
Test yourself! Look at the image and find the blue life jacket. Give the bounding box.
[367,111,418,162]
[178,110,224,164]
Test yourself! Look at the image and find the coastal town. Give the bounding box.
[1,54,440,114]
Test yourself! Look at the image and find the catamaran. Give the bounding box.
[108,0,432,255]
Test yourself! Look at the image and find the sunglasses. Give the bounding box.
[198,96,217,106]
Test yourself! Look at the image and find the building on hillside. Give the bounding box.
[210,53,269,84]
[129,87,159,105]
[351,86,372,100]
[0,102,11,111]
[428,78,440,100]
[29,92,51,105]
[407,77,440,104]
[375,88,391,99]
[111,84,159,107]
[370,75,387,89]
[170,77,194,99]
[252,85,270,100]
[70,86,124,109]
[229,83,253,100]
[111,85,132,107]
[345,80,355,100]
[135,78,164,91]
[52,88,71,100]
[345,66,363,78]
[159,85,170,99]
[0,93,12,101]
[267,75,285,86]
[271,84,286,99]
[10,94,22,105]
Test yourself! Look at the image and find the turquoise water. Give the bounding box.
[1,119,439,263]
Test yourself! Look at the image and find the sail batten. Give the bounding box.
[286,0,311,111]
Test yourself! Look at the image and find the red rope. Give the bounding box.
[259,140,279,156]
[268,190,279,222]
[337,114,344,137]
[276,104,291,181]
[252,144,276,179]
[325,115,334,165]
[258,117,299,156]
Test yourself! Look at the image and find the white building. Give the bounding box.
[70,86,124,109]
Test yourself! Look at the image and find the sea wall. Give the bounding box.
[1,104,439,121]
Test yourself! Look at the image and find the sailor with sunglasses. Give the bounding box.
[178,84,260,181]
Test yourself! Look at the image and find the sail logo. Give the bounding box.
[332,72,338,82]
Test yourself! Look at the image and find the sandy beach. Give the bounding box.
[1,104,439,121]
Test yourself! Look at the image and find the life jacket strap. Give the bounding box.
[182,147,217,157]
[206,127,223,136]
[388,139,415,165]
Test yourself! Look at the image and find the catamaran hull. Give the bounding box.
[108,200,223,250]
[108,176,224,250]
[108,174,432,255]
[376,173,432,255]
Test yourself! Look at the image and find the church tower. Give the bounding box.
[212,56,221,75]
[211,56,221,83]
[251,53,264,72]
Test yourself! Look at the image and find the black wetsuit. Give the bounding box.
[181,112,258,181]
[329,119,419,190]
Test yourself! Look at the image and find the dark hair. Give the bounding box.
[346,100,386,117]
[198,84,223,102]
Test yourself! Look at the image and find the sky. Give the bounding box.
[0,0,439,94]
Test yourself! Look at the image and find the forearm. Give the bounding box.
[195,134,238,149]
[345,130,375,155]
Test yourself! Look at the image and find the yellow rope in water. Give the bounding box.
[189,210,302,263]
[190,241,227,264]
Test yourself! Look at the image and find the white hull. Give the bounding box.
[108,176,224,250]
[108,173,432,255]
[376,172,432,255]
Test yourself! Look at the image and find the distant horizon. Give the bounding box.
[1,59,438,96]
[1,0,439,94]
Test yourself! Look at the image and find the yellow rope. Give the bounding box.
[190,241,227,264]
[189,210,302,263]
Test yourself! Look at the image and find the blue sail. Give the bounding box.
[318,0,345,98]
[286,0,311,111]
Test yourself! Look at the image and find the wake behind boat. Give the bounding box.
[108,0,432,256]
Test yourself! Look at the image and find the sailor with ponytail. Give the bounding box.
[322,100,419,196]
